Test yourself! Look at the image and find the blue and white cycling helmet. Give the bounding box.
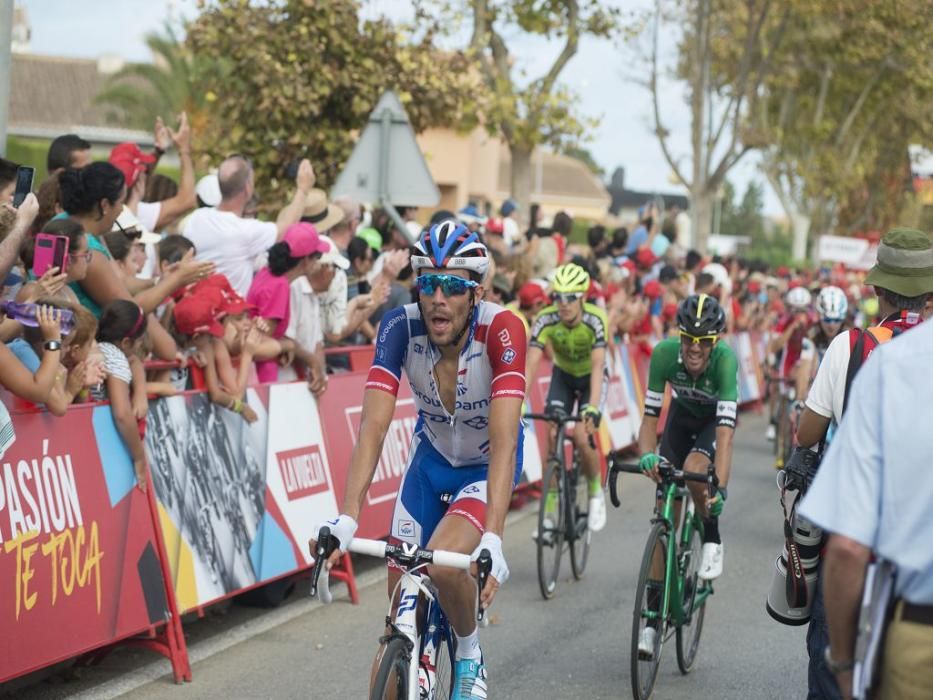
[816,286,848,322]
[411,220,490,282]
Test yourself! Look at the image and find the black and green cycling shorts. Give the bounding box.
[545,365,609,416]
[659,401,717,468]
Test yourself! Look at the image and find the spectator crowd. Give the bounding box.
[0,115,928,487]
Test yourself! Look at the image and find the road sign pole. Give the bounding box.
[0,0,14,157]
[377,107,414,244]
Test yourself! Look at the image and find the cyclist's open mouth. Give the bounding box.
[429,316,452,334]
[684,347,704,368]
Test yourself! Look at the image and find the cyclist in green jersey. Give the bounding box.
[640,294,737,569]
[635,294,737,657]
[525,263,609,533]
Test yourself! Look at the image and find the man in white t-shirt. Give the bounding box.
[115,113,197,234]
[790,227,933,700]
[183,155,315,296]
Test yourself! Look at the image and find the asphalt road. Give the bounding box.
[110,411,809,700]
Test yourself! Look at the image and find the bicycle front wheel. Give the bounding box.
[536,458,565,600]
[675,519,706,674]
[371,636,411,700]
[569,455,591,580]
[432,621,456,699]
[630,521,668,700]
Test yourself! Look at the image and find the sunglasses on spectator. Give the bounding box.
[551,292,583,304]
[68,250,92,263]
[416,274,478,297]
[679,331,718,347]
[113,219,143,240]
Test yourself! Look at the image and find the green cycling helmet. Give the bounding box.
[551,263,590,294]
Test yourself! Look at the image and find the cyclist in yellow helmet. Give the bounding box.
[525,263,610,534]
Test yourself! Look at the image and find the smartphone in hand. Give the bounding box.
[12,166,35,208]
[33,233,70,277]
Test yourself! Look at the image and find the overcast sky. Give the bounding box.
[14,0,780,215]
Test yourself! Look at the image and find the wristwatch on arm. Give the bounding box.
[824,646,854,673]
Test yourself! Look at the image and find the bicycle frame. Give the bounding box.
[387,564,446,700]
[649,483,714,630]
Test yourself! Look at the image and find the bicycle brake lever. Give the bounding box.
[309,526,332,598]
[706,463,718,500]
[608,462,621,508]
[476,549,492,622]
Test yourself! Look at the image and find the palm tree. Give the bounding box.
[95,23,218,135]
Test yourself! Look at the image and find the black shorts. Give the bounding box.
[659,401,717,468]
[546,365,608,415]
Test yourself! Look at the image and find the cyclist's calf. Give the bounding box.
[683,452,713,517]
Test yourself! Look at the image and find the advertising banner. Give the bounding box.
[144,384,338,612]
[317,372,414,540]
[733,333,764,405]
[0,407,168,682]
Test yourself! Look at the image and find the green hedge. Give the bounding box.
[4,135,181,186]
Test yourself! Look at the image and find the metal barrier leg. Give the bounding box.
[142,461,193,683]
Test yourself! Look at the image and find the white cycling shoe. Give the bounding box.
[588,491,607,532]
[637,627,657,660]
[699,542,724,580]
[766,423,776,442]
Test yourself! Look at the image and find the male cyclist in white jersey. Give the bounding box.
[310,220,527,699]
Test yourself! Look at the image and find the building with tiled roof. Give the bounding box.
[417,127,611,222]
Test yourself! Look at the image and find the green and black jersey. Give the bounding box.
[530,302,608,378]
[644,338,739,428]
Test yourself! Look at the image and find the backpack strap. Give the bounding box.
[842,328,879,416]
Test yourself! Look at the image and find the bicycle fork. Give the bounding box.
[392,576,423,700]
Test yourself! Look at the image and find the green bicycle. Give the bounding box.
[608,455,718,700]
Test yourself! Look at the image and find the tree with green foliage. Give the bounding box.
[95,23,216,136]
[718,179,795,267]
[184,0,484,210]
[458,0,620,224]
[644,0,787,254]
[753,0,933,258]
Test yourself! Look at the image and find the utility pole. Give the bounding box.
[0,0,13,157]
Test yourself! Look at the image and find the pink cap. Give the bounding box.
[283,222,329,258]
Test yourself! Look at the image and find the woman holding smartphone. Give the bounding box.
[58,162,213,360]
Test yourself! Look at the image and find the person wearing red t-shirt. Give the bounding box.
[765,286,814,440]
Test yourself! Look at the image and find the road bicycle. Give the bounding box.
[311,528,491,700]
[608,456,718,700]
[524,412,593,599]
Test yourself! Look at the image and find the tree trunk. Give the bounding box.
[690,187,714,254]
[510,145,534,230]
[790,211,812,262]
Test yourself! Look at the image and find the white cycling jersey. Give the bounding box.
[366,301,527,467]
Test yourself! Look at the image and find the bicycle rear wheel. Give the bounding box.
[432,621,456,699]
[569,455,591,580]
[675,518,706,674]
[536,458,565,600]
[630,522,668,700]
[371,636,411,700]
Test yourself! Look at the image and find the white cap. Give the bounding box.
[702,262,732,294]
[112,206,161,244]
[320,235,350,271]
[196,172,221,207]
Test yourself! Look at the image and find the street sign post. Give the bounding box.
[331,91,439,243]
